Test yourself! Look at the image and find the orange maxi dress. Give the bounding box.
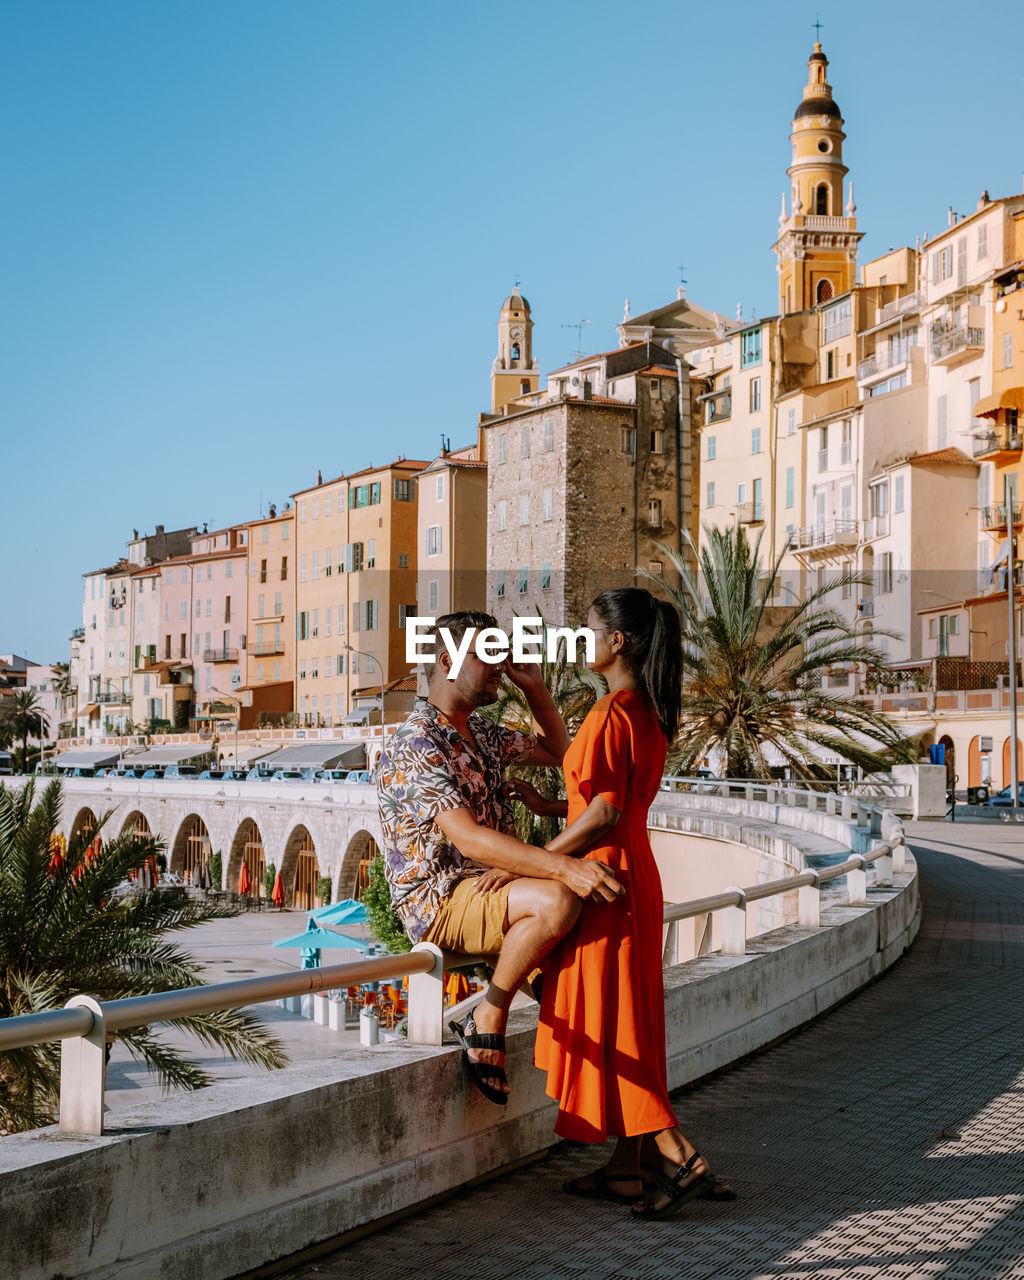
[535,688,677,1143]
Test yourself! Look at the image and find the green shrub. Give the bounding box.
[210,851,222,888]
[316,875,332,906]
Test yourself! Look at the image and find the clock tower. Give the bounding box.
[491,286,539,414]
[772,43,863,314]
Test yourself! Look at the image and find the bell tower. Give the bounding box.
[772,43,863,314]
[491,286,538,414]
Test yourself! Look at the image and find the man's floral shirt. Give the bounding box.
[376,697,537,943]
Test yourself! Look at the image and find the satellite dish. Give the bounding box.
[571,376,580,386]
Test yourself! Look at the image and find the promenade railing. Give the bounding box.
[0,783,908,1137]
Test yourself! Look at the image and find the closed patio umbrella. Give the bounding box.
[238,861,251,895]
[271,870,285,907]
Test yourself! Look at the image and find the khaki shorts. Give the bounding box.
[423,876,511,955]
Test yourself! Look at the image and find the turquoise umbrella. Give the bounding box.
[273,927,370,951]
[311,899,368,924]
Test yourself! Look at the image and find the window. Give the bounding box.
[932,245,953,283]
[324,547,332,574]
[752,477,763,520]
[312,498,319,520]
[706,435,717,461]
[496,500,506,531]
[520,425,530,458]
[299,554,308,583]
[280,555,288,580]
[428,580,438,613]
[257,594,265,619]
[869,480,889,536]
[281,522,288,539]
[649,561,663,575]
[366,539,376,568]
[543,488,553,521]
[650,429,664,454]
[822,298,852,343]
[298,611,309,641]
[346,542,363,572]
[299,659,306,680]
[787,408,796,435]
[894,474,905,514]
[818,426,828,472]
[541,562,551,590]
[977,223,989,260]
[840,484,852,525]
[957,237,967,287]
[394,478,414,501]
[621,427,636,455]
[435,473,444,501]
[496,434,507,463]
[841,560,852,600]
[648,499,662,528]
[195,598,202,618]
[815,183,829,215]
[740,328,762,368]
[736,481,747,504]
[543,418,554,451]
[312,550,320,580]
[519,495,529,525]
[706,481,715,508]
[750,378,761,412]
[311,609,319,638]
[878,552,893,594]
[182,568,189,583]
[299,501,307,523]
[937,394,948,448]
[1004,333,1014,369]
[751,427,761,454]
[398,552,409,568]
[325,494,332,517]
[337,605,345,635]
[841,420,852,464]
[311,657,319,679]
[496,570,506,598]
[518,567,528,594]
[785,467,794,509]
[649,377,661,400]
[825,349,836,381]
[425,525,442,556]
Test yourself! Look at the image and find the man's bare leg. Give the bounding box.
[465,878,580,1095]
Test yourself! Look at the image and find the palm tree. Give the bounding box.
[485,626,604,845]
[655,526,918,781]
[0,780,287,1133]
[1,688,48,771]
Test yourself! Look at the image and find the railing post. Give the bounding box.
[891,831,907,873]
[406,942,445,1046]
[662,920,678,966]
[59,995,106,1137]
[798,871,821,927]
[847,855,867,906]
[874,845,894,888]
[869,808,882,837]
[720,889,747,956]
[695,913,713,958]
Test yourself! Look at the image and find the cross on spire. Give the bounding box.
[812,14,823,41]
[678,264,687,286]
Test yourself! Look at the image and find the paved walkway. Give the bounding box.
[266,822,1024,1280]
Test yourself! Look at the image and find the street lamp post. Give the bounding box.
[344,644,385,744]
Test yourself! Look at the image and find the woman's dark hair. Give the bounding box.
[591,588,682,741]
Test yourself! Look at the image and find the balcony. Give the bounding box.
[863,514,889,540]
[735,501,764,525]
[930,325,984,366]
[980,502,1024,530]
[253,644,286,656]
[702,388,732,423]
[791,519,858,555]
[95,691,128,705]
[801,214,851,231]
[203,649,239,663]
[971,426,1023,459]
[877,290,922,325]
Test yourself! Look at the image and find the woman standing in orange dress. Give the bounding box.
[524,587,727,1219]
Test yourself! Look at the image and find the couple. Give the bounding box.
[376,592,728,1219]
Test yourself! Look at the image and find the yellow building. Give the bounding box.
[292,459,426,728]
[491,287,539,416]
[415,446,488,617]
[772,43,863,315]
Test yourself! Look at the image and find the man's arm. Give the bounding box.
[504,661,570,767]
[434,807,624,903]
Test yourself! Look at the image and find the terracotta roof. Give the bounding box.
[353,673,417,695]
[908,447,975,467]
[636,366,680,377]
[154,547,248,567]
[292,459,431,495]
[83,559,132,579]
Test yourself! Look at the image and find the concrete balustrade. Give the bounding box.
[0,787,919,1280]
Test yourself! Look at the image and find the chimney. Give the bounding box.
[155,524,164,535]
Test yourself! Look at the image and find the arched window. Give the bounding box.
[817,279,834,304]
[815,184,829,215]
[511,342,521,363]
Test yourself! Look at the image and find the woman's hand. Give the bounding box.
[505,779,566,819]
[473,868,517,894]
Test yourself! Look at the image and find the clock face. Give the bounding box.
[509,325,525,341]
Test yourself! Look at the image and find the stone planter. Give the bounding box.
[313,994,330,1026]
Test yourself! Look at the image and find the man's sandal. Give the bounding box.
[563,1168,645,1205]
[448,1013,508,1106]
[632,1152,716,1220]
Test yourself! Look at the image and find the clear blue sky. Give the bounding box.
[3,0,1022,663]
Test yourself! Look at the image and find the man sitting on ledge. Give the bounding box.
[376,610,624,1104]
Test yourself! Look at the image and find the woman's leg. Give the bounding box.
[564,1136,643,1199]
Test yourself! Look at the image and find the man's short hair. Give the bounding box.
[423,610,498,681]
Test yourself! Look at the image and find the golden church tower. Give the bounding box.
[491,286,539,413]
[772,43,864,314]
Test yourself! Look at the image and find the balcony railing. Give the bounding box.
[801,214,851,231]
[203,649,239,663]
[95,692,128,705]
[972,427,1023,458]
[706,392,732,423]
[877,291,922,324]
[253,644,286,656]
[930,326,984,363]
[857,345,913,381]
[980,503,1024,530]
[791,519,858,552]
[735,501,764,524]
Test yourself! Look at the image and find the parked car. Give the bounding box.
[140,768,164,779]
[64,766,97,778]
[246,766,275,782]
[313,768,350,784]
[271,768,316,782]
[164,764,200,779]
[343,769,372,785]
[985,782,1024,807]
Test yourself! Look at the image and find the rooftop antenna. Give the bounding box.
[562,318,590,361]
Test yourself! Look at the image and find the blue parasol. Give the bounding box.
[310,898,368,924]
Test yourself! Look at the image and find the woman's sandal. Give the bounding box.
[448,1013,508,1106]
[640,1163,736,1203]
[563,1168,645,1205]
[632,1151,716,1220]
